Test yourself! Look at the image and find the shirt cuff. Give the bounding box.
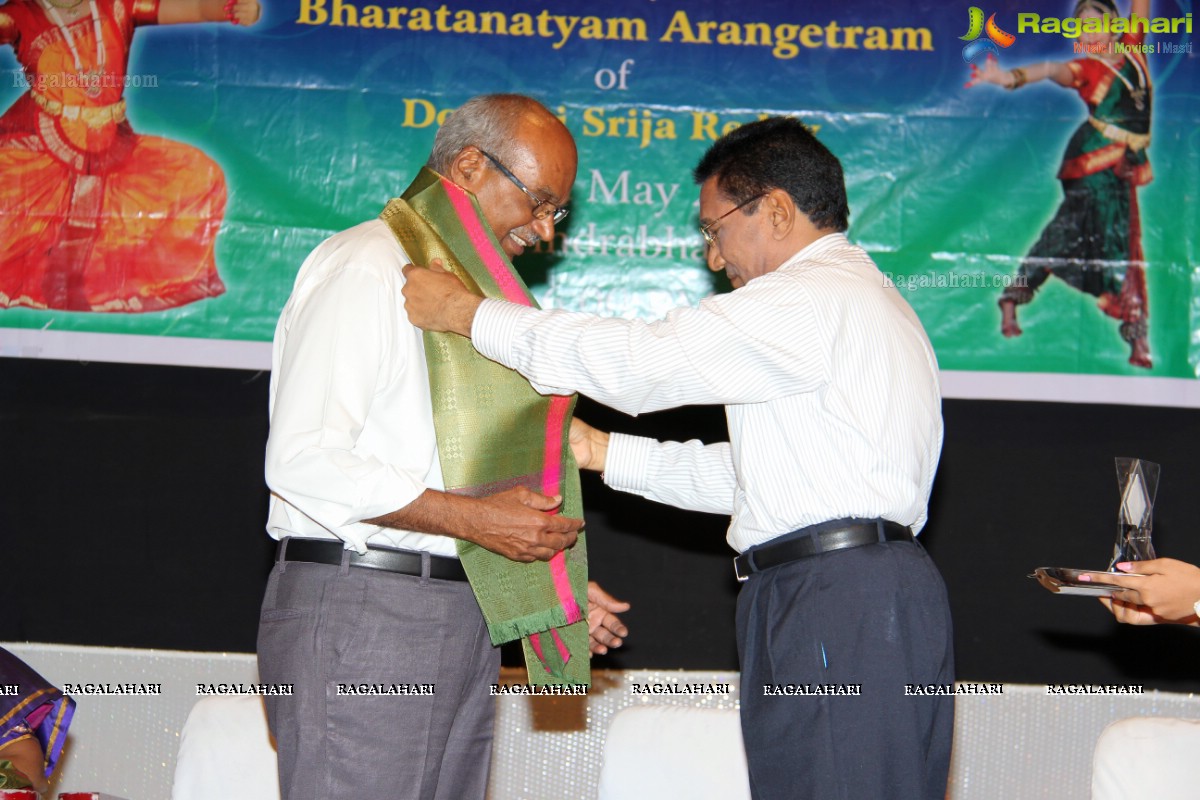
[472,298,530,365]
[603,433,656,495]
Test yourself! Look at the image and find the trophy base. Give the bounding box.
[1029,567,1145,597]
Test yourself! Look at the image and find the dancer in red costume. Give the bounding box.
[0,0,259,312]
[968,0,1154,368]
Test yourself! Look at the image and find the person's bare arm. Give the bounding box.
[967,54,1073,89]
[365,486,581,563]
[0,736,48,794]
[1094,559,1200,626]
[157,0,260,26]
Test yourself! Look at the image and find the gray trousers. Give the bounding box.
[256,544,500,800]
[737,537,955,800]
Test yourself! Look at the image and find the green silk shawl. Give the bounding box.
[381,168,589,685]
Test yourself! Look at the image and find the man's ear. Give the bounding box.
[447,147,487,190]
[763,188,796,240]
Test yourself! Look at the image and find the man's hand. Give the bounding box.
[587,581,630,655]
[459,486,583,562]
[401,261,482,336]
[569,417,610,472]
[366,486,582,563]
[1092,558,1200,626]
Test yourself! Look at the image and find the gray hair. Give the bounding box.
[426,94,549,173]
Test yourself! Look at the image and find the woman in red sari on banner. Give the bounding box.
[969,0,1154,368]
[0,0,259,312]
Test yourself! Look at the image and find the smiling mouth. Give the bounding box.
[507,231,536,251]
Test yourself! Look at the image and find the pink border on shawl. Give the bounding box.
[443,179,582,629]
[543,395,582,625]
[443,180,528,305]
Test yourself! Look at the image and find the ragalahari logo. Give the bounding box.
[961,6,1016,62]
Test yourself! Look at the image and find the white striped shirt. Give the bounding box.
[472,233,943,553]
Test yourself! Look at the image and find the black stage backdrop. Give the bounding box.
[3,357,1199,691]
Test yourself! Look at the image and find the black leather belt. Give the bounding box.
[281,538,468,581]
[734,519,912,582]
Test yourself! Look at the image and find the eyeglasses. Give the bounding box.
[477,149,570,224]
[699,194,765,247]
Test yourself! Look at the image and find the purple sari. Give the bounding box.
[0,647,74,778]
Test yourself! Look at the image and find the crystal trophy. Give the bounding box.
[1030,457,1159,595]
[1107,457,1159,568]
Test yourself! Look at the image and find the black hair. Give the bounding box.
[1074,0,1119,16]
[693,116,849,232]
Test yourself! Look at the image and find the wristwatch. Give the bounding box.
[1193,599,1200,620]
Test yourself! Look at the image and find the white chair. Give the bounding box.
[597,706,751,800]
[171,696,281,800]
[1091,716,1200,800]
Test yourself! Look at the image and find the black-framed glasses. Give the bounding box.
[478,149,569,224]
[700,194,766,247]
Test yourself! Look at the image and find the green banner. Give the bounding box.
[1,0,1196,403]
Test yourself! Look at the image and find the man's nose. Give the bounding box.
[532,215,556,242]
[706,243,725,272]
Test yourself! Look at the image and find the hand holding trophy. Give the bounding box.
[1031,458,1158,596]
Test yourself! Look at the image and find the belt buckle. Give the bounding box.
[734,555,749,583]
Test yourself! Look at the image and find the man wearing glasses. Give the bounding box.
[258,94,627,800]
[402,117,953,799]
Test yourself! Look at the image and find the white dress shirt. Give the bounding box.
[472,233,943,553]
[265,219,457,556]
